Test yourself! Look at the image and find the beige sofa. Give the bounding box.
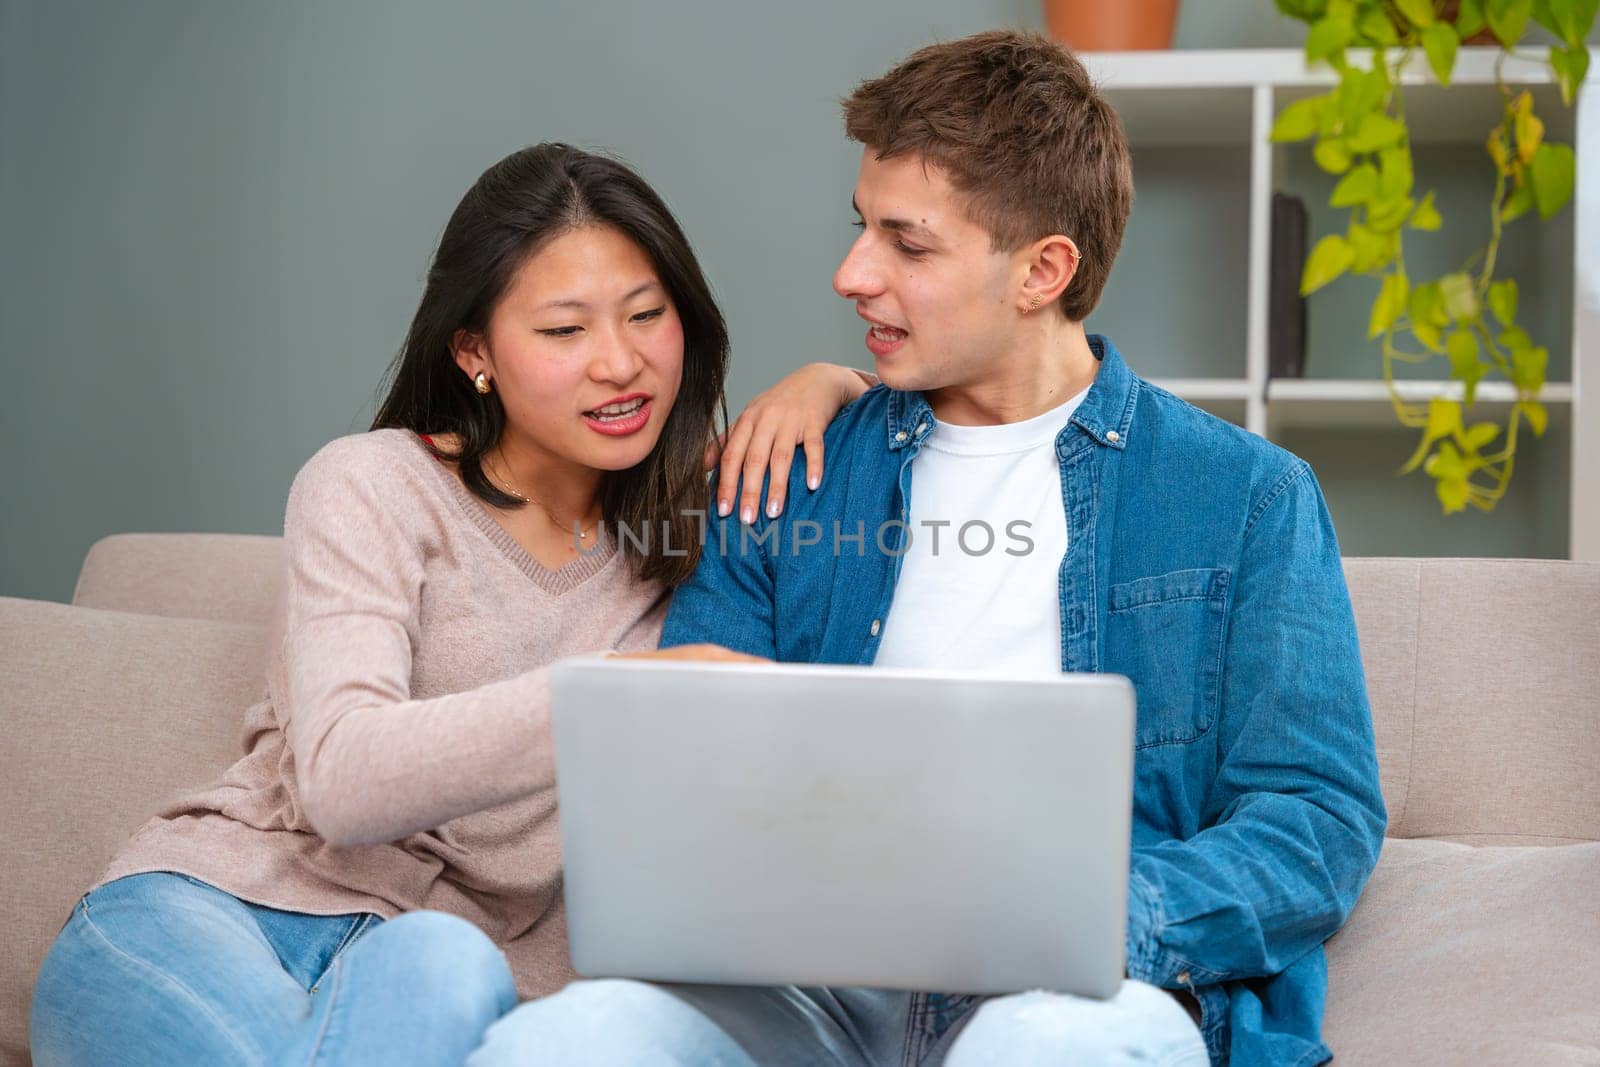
[2,535,1597,1065]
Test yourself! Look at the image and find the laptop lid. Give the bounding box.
[550,659,1134,997]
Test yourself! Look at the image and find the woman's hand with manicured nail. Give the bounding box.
[703,362,874,520]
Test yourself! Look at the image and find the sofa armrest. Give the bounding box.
[0,596,268,1064]
[1346,557,1600,843]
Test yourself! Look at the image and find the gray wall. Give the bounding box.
[0,1,1500,601]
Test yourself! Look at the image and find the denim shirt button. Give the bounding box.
[895,431,908,443]
[1177,971,1191,984]
[870,619,882,636]
[1107,430,1121,443]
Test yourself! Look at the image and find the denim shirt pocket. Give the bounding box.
[1106,567,1230,749]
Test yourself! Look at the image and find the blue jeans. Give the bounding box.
[468,979,1209,1066]
[29,872,518,1066]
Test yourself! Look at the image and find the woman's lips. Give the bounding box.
[583,398,652,436]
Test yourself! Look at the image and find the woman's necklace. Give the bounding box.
[488,454,599,542]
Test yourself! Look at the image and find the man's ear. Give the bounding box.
[1017,234,1082,312]
[451,328,490,383]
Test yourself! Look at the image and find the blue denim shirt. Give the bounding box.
[662,335,1387,1067]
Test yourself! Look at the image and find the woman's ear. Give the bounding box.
[451,328,490,383]
[1017,234,1082,313]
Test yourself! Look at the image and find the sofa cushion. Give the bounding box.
[0,597,267,1065]
[72,532,285,627]
[1323,836,1600,1064]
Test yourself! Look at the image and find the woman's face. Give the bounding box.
[457,224,685,474]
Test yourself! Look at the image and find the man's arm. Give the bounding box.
[1126,462,1387,986]
[661,469,781,659]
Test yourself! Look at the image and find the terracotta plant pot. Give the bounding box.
[1042,0,1182,51]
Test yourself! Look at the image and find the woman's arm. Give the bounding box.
[278,439,559,848]
[704,362,878,525]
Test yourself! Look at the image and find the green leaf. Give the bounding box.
[1447,329,1485,403]
[1570,0,1599,41]
[1335,67,1387,133]
[1314,138,1355,173]
[1462,422,1500,450]
[1414,322,1444,351]
[1501,179,1536,222]
[1404,399,1465,474]
[1396,0,1438,26]
[1410,190,1442,230]
[1427,400,1464,444]
[1530,142,1576,218]
[1368,195,1417,233]
[1537,0,1599,45]
[1350,112,1407,153]
[1302,233,1356,294]
[1514,107,1545,165]
[1512,344,1549,392]
[1359,8,1402,43]
[1457,0,1488,37]
[1422,22,1460,84]
[1434,471,1471,513]
[1271,97,1325,142]
[1423,440,1471,513]
[1369,271,1410,338]
[1307,15,1356,64]
[1519,399,1550,435]
[1347,221,1394,272]
[1486,0,1533,43]
[1439,272,1480,321]
[1488,278,1519,326]
[1427,437,1467,477]
[1486,127,1511,173]
[1277,0,1330,20]
[1551,43,1591,106]
[1410,279,1448,328]
[1378,145,1414,199]
[1331,163,1380,206]
[1446,328,1480,369]
[1499,325,1533,351]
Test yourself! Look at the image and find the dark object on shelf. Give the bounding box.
[1269,192,1308,380]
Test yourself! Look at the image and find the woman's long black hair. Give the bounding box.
[372,143,729,586]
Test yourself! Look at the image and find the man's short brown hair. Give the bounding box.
[843,30,1132,322]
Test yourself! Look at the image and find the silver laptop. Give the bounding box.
[549,658,1135,997]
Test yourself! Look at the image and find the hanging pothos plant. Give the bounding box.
[1271,0,1593,513]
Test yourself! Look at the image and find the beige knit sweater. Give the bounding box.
[97,429,670,998]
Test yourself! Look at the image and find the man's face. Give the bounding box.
[833,150,1023,395]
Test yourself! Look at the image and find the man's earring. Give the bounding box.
[474,372,492,395]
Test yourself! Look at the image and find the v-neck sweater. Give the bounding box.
[95,429,670,998]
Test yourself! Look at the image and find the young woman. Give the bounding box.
[29,142,867,1066]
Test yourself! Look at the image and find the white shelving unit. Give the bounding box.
[1081,48,1595,561]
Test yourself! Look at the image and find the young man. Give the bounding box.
[492,30,1385,1067]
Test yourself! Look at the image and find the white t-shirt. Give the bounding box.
[872,387,1090,676]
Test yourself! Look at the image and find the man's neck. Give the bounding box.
[925,318,1100,426]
